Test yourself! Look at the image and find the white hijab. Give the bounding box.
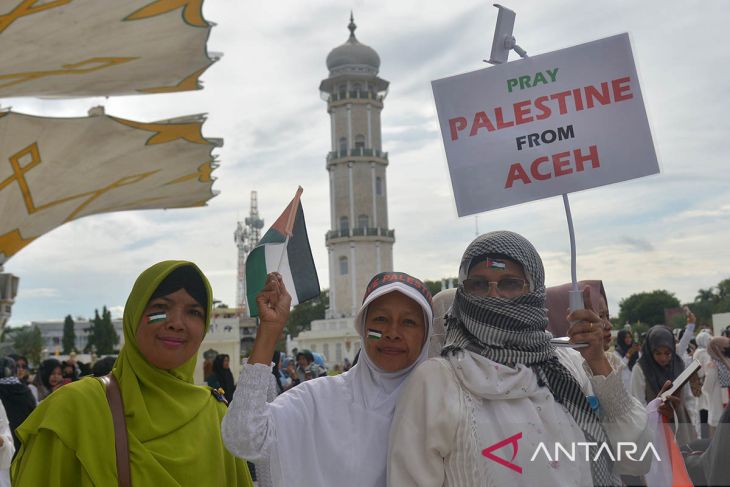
[268,276,433,487]
[350,281,434,415]
[696,330,711,349]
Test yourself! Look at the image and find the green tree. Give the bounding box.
[83,313,95,353]
[715,278,730,313]
[97,306,118,354]
[689,277,730,323]
[695,287,718,304]
[285,290,328,338]
[617,290,681,326]
[717,278,730,299]
[62,314,76,354]
[86,306,119,354]
[13,326,43,366]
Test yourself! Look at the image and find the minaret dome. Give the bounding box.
[325,13,381,76]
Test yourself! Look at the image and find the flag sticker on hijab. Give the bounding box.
[147,312,166,324]
[367,329,383,340]
[245,187,320,317]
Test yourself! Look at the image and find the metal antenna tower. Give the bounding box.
[234,191,264,311]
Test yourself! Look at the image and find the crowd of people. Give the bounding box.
[0,352,119,486]
[1,233,728,486]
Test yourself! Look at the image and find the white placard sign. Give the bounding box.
[432,33,659,216]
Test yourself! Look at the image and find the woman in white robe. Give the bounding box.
[222,271,433,487]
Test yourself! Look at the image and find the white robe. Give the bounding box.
[224,361,405,487]
[388,348,652,487]
[0,401,15,487]
[222,283,434,487]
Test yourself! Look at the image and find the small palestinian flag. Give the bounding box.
[486,258,506,270]
[147,312,166,324]
[245,187,320,317]
[367,329,383,340]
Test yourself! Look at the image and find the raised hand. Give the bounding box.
[256,273,292,331]
[566,286,612,376]
[249,273,292,366]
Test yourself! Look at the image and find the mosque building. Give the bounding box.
[294,14,394,366]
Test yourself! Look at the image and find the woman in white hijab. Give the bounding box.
[222,271,433,487]
[692,330,718,438]
[704,336,730,437]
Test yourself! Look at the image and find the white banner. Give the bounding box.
[432,33,659,216]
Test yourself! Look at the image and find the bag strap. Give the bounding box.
[99,374,131,487]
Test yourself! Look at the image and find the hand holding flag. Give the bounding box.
[248,272,293,367]
[256,273,292,331]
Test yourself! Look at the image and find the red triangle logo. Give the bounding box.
[481,432,523,474]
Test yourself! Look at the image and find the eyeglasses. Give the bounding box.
[463,277,527,298]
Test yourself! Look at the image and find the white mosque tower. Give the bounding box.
[319,13,394,318]
[294,14,393,364]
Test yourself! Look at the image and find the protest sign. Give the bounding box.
[432,33,659,216]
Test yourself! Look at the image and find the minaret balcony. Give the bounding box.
[327,147,388,162]
[327,90,385,103]
[325,227,395,243]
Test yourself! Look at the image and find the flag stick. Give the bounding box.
[487,7,583,311]
[276,187,303,273]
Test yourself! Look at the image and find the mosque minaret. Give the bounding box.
[294,14,393,364]
[319,13,394,318]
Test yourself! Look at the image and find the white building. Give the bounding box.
[194,306,257,385]
[294,317,361,366]
[33,317,124,356]
[194,308,240,385]
[295,15,393,366]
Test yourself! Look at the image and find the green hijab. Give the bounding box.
[13,261,252,486]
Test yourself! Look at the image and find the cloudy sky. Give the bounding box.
[4,0,729,326]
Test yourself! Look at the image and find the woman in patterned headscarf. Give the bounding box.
[388,231,652,487]
[12,261,253,486]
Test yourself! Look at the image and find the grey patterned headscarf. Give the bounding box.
[444,231,553,363]
[443,231,619,487]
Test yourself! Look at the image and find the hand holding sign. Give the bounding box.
[567,287,612,376]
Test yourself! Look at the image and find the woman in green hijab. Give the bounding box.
[11,261,253,486]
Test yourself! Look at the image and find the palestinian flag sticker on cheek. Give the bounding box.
[147,312,167,324]
[367,328,383,340]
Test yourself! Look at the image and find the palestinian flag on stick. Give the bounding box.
[245,187,320,317]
